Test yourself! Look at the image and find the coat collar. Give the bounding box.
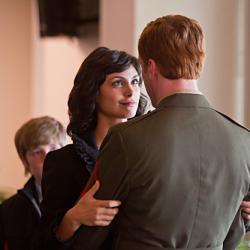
[71,132,99,174]
[19,177,41,217]
[157,93,211,109]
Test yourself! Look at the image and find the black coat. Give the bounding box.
[0,178,41,250]
[34,144,91,250]
[34,141,116,250]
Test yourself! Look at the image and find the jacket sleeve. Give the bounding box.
[72,128,131,250]
[33,148,88,250]
[32,152,70,250]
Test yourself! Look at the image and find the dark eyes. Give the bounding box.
[112,79,140,88]
[112,80,124,87]
[131,79,140,85]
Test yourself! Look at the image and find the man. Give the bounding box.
[0,116,66,250]
[73,15,250,250]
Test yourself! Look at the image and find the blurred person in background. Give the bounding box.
[0,116,66,250]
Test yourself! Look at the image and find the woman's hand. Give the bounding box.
[56,180,121,241]
[71,180,121,226]
[241,200,250,220]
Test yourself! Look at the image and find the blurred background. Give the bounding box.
[0,0,249,193]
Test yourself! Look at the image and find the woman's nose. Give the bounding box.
[124,84,134,97]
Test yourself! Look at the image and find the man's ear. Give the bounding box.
[147,59,158,80]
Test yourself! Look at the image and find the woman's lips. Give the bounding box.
[119,101,136,107]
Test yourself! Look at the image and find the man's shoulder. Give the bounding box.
[112,110,157,133]
[215,110,250,133]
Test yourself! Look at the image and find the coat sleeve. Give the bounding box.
[32,152,71,250]
[33,148,88,250]
[72,128,131,250]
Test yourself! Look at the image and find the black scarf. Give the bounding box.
[72,132,99,174]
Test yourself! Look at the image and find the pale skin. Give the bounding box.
[56,66,141,241]
[241,201,250,220]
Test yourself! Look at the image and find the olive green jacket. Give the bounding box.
[74,94,250,250]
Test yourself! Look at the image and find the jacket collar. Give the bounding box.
[19,177,41,217]
[72,132,99,174]
[157,93,211,109]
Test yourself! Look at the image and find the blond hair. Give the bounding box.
[15,116,66,174]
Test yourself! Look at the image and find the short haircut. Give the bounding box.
[138,15,205,79]
[14,116,66,173]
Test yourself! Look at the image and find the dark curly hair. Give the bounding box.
[67,47,147,137]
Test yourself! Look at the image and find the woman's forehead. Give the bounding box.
[106,66,139,80]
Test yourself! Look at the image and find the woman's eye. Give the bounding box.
[112,80,124,87]
[131,79,140,85]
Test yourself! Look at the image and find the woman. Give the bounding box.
[36,47,147,249]
[0,116,66,250]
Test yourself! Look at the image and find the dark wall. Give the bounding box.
[37,0,99,37]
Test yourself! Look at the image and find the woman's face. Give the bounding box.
[96,65,141,120]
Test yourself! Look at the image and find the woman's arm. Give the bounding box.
[35,147,87,249]
[56,181,121,241]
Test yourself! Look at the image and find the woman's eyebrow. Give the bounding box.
[132,74,139,79]
[110,74,139,80]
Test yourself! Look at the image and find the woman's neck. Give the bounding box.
[94,115,127,149]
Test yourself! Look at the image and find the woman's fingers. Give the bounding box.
[241,200,250,208]
[93,220,112,226]
[82,180,121,208]
[96,206,119,216]
[93,213,118,226]
[85,180,100,197]
[95,199,121,208]
[75,180,121,226]
[241,201,250,219]
[88,207,119,226]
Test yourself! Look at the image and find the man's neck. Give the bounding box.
[155,78,202,106]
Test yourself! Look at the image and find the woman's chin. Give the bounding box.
[125,111,137,119]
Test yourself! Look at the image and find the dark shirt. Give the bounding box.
[0,177,40,250]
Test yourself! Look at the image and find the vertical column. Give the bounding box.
[0,0,32,190]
